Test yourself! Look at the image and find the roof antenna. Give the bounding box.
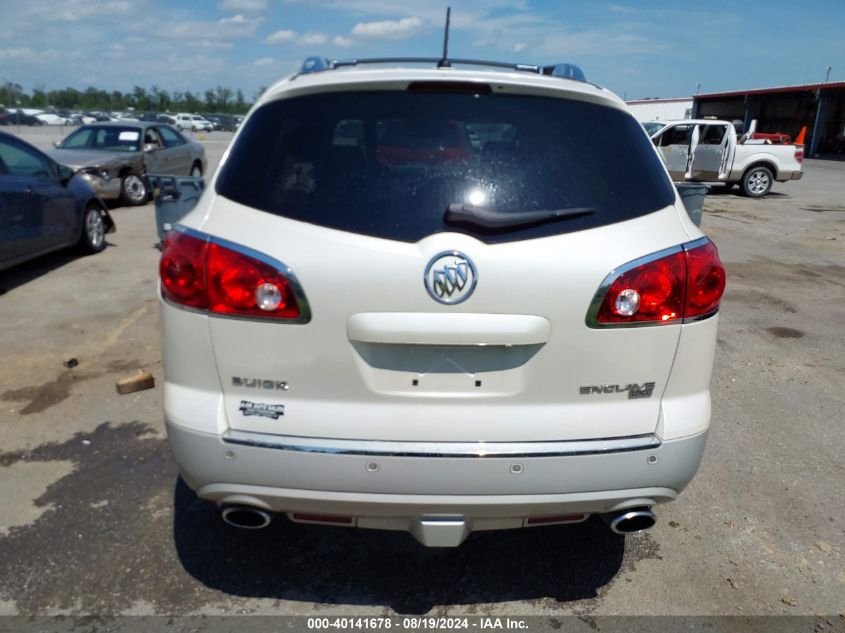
[437,7,452,68]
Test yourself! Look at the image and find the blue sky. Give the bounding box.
[1,0,843,102]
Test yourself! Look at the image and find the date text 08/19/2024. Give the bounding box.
[306,617,529,630]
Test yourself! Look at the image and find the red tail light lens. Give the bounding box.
[595,250,686,324]
[794,147,803,163]
[684,240,726,317]
[590,238,725,326]
[160,229,307,321]
[160,230,205,307]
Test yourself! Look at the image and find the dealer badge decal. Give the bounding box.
[239,400,285,420]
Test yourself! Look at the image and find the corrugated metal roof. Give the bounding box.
[695,81,845,100]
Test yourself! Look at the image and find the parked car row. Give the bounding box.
[205,113,241,131]
[0,108,131,126]
[174,113,213,132]
[0,109,46,126]
[135,112,242,131]
[0,107,243,131]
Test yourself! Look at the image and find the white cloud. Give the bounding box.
[188,40,235,49]
[454,11,545,36]
[0,47,63,63]
[102,1,131,14]
[9,0,132,23]
[350,16,425,40]
[106,43,126,59]
[161,14,263,42]
[513,42,526,52]
[535,29,661,57]
[298,32,328,46]
[609,4,638,14]
[254,57,274,65]
[265,29,298,44]
[220,0,267,11]
[332,35,355,48]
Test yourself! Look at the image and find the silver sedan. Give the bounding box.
[48,122,207,206]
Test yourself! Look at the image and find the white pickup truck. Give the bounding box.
[650,119,803,197]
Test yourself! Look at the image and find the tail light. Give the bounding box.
[160,227,309,322]
[794,146,804,163]
[587,238,725,327]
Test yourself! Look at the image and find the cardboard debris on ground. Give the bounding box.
[115,369,155,395]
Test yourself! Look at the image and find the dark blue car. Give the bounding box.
[0,131,114,272]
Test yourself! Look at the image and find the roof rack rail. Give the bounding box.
[297,56,587,82]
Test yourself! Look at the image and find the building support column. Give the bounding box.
[810,91,830,157]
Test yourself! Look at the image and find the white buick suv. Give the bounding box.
[159,57,726,547]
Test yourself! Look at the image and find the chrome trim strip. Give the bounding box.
[682,236,711,251]
[161,225,312,324]
[221,430,661,458]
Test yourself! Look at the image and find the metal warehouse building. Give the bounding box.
[625,97,693,123]
[692,82,845,158]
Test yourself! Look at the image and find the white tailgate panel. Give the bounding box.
[201,197,689,442]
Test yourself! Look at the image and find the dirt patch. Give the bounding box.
[724,258,845,287]
[801,205,845,213]
[724,287,798,314]
[766,327,805,339]
[1,373,78,415]
[1,359,141,415]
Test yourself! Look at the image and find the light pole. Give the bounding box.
[824,66,832,83]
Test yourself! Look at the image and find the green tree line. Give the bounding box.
[2,82,263,114]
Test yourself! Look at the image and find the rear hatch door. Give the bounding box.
[203,82,687,442]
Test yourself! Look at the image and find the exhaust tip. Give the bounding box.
[606,508,656,535]
[221,505,271,530]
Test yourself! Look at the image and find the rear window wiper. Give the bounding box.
[444,203,595,231]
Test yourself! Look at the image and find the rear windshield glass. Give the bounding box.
[216,91,675,243]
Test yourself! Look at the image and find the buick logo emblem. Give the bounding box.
[424,251,478,304]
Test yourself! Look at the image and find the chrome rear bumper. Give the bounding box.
[168,420,707,506]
